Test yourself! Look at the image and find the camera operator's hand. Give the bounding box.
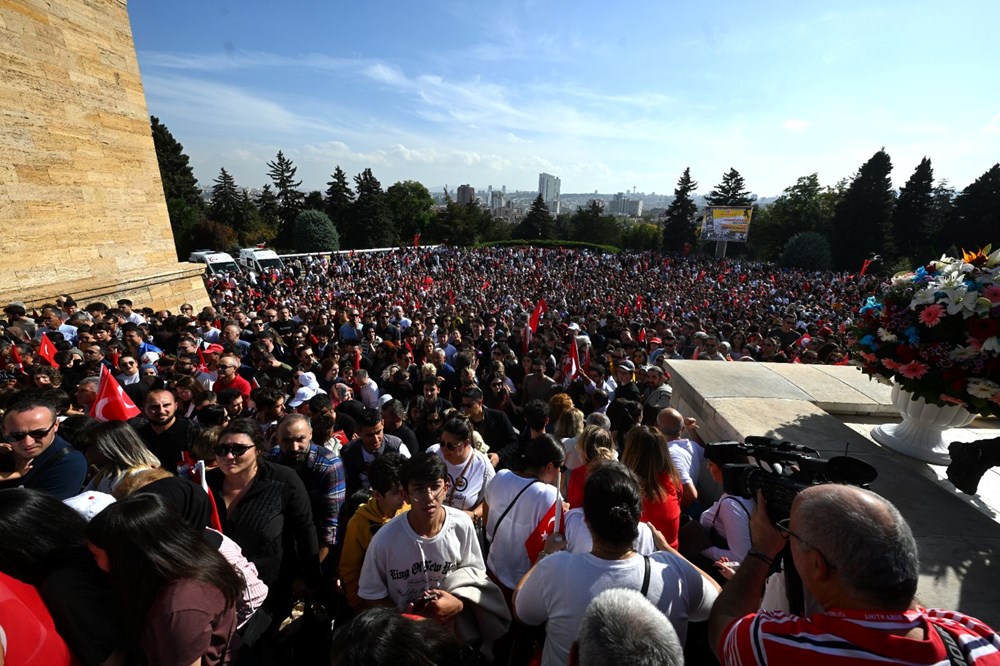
[750,491,787,558]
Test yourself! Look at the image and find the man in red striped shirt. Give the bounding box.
[709,484,1000,665]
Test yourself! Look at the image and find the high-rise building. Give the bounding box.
[456,184,475,205]
[608,192,643,217]
[538,172,561,215]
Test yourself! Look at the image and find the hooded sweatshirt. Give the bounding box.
[339,496,408,611]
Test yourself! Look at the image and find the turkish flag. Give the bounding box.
[90,364,141,422]
[638,328,646,343]
[562,337,581,385]
[10,345,24,373]
[860,259,873,276]
[528,299,547,334]
[38,334,58,366]
[525,499,562,564]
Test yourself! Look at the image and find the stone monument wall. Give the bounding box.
[0,0,208,310]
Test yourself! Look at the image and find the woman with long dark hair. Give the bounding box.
[514,461,719,666]
[87,492,243,665]
[0,488,125,666]
[620,426,683,549]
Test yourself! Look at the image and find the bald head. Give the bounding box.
[793,484,918,609]
[656,408,683,439]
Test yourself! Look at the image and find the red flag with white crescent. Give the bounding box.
[525,499,563,564]
[38,334,58,366]
[528,299,547,334]
[562,337,581,385]
[90,364,141,422]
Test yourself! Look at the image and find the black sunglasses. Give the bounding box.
[213,444,254,458]
[3,420,57,443]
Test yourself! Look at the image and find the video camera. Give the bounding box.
[717,436,878,521]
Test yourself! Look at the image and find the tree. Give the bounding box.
[209,168,244,234]
[621,223,661,250]
[149,116,205,258]
[662,167,699,252]
[571,201,620,247]
[303,190,325,211]
[244,185,280,247]
[830,149,895,270]
[891,158,935,264]
[188,219,237,252]
[705,168,754,207]
[266,150,304,244]
[747,173,838,261]
[293,210,340,253]
[347,168,394,249]
[386,180,435,243]
[949,164,1000,252]
[324,166,355,235]
[780,231,832,270]
[513,194,554,241]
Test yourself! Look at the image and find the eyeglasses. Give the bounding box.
[213,444,254,458]
[443,440,467,451]
[120,361,136,367]
[425,416,442,423]
[217,364,237,370]
[408,483,446,501]
[775,518,835,569]
[4,420,58,443]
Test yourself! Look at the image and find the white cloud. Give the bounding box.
[983,114,1000,135]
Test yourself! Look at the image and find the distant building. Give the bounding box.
[456,184,475,205]
[538,172,561,215]
[607,192,643,217]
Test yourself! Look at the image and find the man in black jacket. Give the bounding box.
[340,408,410,500]
[460,387,518,470]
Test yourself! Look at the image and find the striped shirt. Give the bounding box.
[721,607,1000,665]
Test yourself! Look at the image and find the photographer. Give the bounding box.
[708,484,1000,664]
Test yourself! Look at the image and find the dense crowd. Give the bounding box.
[0,246,998,665]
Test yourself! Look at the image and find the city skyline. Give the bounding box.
[130,1,1000,199]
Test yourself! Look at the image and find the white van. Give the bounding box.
[188,250,241,276]
[238,247,285,273]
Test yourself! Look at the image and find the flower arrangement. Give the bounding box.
[851,247,1000,418]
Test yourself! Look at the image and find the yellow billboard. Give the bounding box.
[701,206,753,242]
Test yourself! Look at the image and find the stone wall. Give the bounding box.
[0,0,209,311]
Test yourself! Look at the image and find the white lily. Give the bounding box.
[877,327,898,342]
[982,336,1000,354]
[987,247,1000,268]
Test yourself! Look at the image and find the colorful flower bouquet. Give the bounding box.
[851,247,1000,418]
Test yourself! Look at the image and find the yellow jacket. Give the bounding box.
[339,496,408,611]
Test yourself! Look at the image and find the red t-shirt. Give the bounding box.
[566,466,588,509]
[722,607,1000,665]
[214,374,252,400]
[0,572,76,666]
[639,472,681,549]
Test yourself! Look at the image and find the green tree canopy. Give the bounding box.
[571,201,620,247]
[386,180,435,243]
[748,173,839,260]
[705,167,754,206]
[830,149,895,270]
[293,209,340,253]
[891,157,936,264]
[662,167,699,252]
[780,231,832,270]
[513,194,554,241]
[324,165,356,235]
[949,163,1000,252]
[209,167,245,234]
[267,150,304,244]
[347,168,394,249]
[150,116,205,258]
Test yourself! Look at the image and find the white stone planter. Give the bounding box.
[871,384,975,464]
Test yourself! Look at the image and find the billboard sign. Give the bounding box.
[701,206,753,242]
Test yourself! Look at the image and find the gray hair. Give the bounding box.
[576,588,684,666]
[795,485,918,608]
[78,375,101,390]
[584,412,611,430]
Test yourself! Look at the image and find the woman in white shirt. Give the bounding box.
[697,443,755,569]
[425,415,494,522]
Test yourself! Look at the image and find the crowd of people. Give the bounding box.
[0,245,998,665]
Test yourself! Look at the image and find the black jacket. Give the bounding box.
[340,434,405,501]
[473,407,518,470]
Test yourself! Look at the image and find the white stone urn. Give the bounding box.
[871,383,976,464]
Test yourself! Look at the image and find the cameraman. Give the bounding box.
[709,484,1000,664]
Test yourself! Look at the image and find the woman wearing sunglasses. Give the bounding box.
[425,415,494,522]
[206,418,321,649]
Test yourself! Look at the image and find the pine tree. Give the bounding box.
[348,168,394,249]
[662,167,699,252]
[949,164,1000,252]
[149,116,205,258]
[705,168,754,206]
[266,151,304,244]
[324,166,355,234]
[514,194,554,240]
[244,185,279,246]
[209,168,244,234]
[830,149,895,270]
[891,158,935,264]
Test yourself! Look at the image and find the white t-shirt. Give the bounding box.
[562,507,656,555]
[668,438,703,485]
[358,506,483,609]
[484,470,559,589]
[426,445,495,512]
[698,493,755,563]
[515,550,718,666]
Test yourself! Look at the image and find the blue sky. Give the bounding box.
[129,0,1000,198]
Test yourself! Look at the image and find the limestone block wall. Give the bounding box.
[0,0,209,310]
